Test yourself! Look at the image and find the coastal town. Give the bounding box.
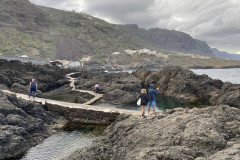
[0,48,211,68]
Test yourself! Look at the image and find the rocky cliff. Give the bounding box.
[121,24,214,56]
[64,105,240,160]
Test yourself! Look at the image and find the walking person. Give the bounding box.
[74,81,78,90]
[29,79,37,98]
[94,84,99,94]
[148,84,159,115]
[139,89,149,118]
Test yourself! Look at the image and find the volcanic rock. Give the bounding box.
[211,82,240,108]
[64,105,240,160]
[0,91,54,160]
[0,59,72,94]
[72,71,142,104]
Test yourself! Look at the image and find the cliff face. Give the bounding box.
[0,0,214,60]
[121,24,214,56]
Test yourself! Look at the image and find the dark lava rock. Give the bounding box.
[43,84,94,103]
[0,91,54,160]
[132,68,240,108]
[73,71,142,105]
[64,105,240,160]
[132,69,220,102]
[211,82,240,108]
[0,59,72,94]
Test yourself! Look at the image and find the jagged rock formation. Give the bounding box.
[0,91,54,160]
[132,68,240,109]
[1,60,240,160]
[0,59,71,95]
[72,71,142,104]
[63,105,240,160]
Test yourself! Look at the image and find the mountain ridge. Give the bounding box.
[212,48,240,60]
[0,0,215,60]
[120,24,214,56]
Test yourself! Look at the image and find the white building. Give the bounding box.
[69,61,81,68]
[21,55,29,58]
[112,52,120,55]
[124,50,137,55]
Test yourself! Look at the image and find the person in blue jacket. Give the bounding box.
[148,84,159,115]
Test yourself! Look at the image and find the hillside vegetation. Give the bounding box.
[0,0,215,61]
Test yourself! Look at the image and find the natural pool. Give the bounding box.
[49,93,206,111]
[23,94,207,160]
[49,94,85,103]
[97,95,207,111]
[20,123,107,160]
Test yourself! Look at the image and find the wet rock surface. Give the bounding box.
[72,71,142,105]
[64,105,240,160]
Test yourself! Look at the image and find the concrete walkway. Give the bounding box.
[2,90,140,115]
[66,73,103,105]
[1,73,141,116]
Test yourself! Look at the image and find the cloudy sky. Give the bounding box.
[29,0,240,54]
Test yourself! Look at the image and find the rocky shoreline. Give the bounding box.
[1,60,240,159]
[64,105,240,160]
[71,68,240,109]
[132,68,240,109]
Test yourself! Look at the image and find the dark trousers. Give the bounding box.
[96,87,99,93]
[29,88,36,98]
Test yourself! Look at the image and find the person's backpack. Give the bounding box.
[31,82,36,89]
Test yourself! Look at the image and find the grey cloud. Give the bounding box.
[29,0,240,53]
[85,0,158,26]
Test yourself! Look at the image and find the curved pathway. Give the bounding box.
[2,73,140,116]
[66,73,103,105]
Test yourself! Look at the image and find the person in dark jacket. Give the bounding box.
[139,88,148,118]
[29,79,37,98]
[74,81,78,90]
[148,84,159,115]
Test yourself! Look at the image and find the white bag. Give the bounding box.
[137,98,141,105]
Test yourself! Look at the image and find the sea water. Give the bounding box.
[21,124,107,160]
[21,131,94,160]
[191,68,239,84]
